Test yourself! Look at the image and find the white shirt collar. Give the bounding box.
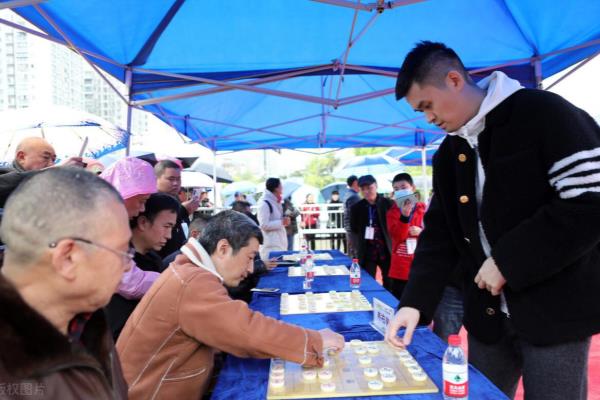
[181,238,224,282]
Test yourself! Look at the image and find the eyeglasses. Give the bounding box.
[49,237,135,266]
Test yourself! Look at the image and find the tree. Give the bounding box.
[295,153,339,188]
[353,147,389,156]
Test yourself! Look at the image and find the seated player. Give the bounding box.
[106,193,179,339]
[0,168,130,398]
[117,210,344,399]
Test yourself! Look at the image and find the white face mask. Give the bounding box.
[394,189,413,199]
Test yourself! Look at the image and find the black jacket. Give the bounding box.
[350,194,394,265]
[0,275,127,399]
[343,188,360,232]
[106,250,164,340]
[401,89,600,345]
[158,203,190,259]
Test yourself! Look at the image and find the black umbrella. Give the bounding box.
[187,159,233,183]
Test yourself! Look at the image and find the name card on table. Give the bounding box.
[370,298,395,336]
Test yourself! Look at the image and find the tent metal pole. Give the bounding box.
[212,149,218,206]
[125,68,133,156]
[0,18,124,67]
[334,7,360,103]
[342,64,397,77]
[130,68,337,107]
[545,52,599,91]
[132,64,333,97]
[421,147,428,197]
[0,0,45,9]
[533,57,543,89]
[338,87,395,105]
[311,0,425,12]
[32,4,129,105]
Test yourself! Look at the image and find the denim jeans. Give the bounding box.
[432,285,464,343]
[286,234,295,251]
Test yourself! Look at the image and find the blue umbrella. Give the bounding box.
[320,182,349,202]
[333,155,404,179]
[384,147,438,166]
[221,181,258,197]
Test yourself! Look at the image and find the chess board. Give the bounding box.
[281,253,334,262]
[287,265,350,277]
[266,340,438,399]
[280,291,372,315]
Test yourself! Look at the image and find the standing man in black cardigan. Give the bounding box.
[385,41,600,400]
[350,175,394,290]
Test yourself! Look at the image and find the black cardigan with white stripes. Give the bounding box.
[400,88,600,346]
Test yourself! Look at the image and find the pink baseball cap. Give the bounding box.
[100,157,157,200]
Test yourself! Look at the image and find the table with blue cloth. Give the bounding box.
[211,250,508,400]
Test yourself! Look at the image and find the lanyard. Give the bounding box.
[368,205,375,227]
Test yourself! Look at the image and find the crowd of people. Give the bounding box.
[0,40,598,400]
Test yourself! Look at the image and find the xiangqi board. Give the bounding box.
[279,291,372,315]
[266,340,438,399]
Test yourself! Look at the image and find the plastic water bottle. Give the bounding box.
[299,237,308,270]
[443,334,468,400]
[303,254,314,290]
[349,258,361,289]
[305,254,315,282]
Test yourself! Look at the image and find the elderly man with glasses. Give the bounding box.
[0,167,131,399]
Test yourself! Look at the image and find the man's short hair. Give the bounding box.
[189,214,210,235]
[265,177,281,193]
[392,172,414,186]
[131,193,179,228]
[0,168,123,265]
[395,41,471,100]
[231,200,251,213]
[154,159,181,178]
[200,210,263,256]
[332,190,339,195]
[346,175,358,187]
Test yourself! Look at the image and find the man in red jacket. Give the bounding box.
[386,173,426,300]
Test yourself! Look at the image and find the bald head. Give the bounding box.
[1,167,125,266]
[15,137,56,171]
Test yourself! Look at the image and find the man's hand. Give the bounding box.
[264,260,278,270]
[408,226,422,236]
[182,198,200,215]
[282,216,291,227]
[401,201,414,217]
[385,307,420,349]
[474,257,506,296]
[319,328,345,354]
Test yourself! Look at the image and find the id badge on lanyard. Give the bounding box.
[365,206,375,240]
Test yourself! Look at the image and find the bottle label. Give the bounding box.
[306,271,315,279]
[443,364,468,397]
[350,277,361,285]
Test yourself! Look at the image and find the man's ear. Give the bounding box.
[50,239,78,281]
[15,150,26,163]
[136,215,150,231]
[213,239,231,261]
[446,70,465,92]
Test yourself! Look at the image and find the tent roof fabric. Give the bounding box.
[6,0,600,151]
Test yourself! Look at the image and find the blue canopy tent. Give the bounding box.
[2,0,599,156]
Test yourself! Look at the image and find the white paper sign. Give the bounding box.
[370,298,395,336]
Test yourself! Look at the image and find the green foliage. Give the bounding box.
[299,153,340,188]
[353,147,389,156]
[405,166,433,176]
[231,169,262,183]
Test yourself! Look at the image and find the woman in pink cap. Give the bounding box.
[100,157,159,314]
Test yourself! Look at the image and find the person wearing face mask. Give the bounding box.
[386,173,426,301]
